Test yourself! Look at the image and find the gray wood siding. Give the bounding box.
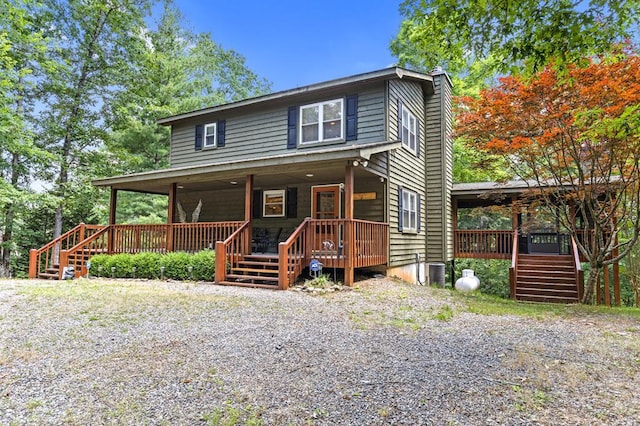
[169,87,386,168]
[424,73,454,262]
[177,188,244,222]
[387,79,427,267]
[354,177,385,222]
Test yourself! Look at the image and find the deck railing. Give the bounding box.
[509,230,519,299]
[172,222,243,252]
[352,219,388,268]
[278,218,389,288]
[215,221,251,283]
[278,218,310,289]
[60,226,111,278]
[28,223,105,278]
[454,229,513,259]
[111,224,168,253]
[571,236,585,301]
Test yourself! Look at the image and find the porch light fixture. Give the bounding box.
[306,173,314,177]
[230,181,238,185]
[353,160,360,167]
[177,185,184,189]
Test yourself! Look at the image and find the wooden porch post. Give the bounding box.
[511,197,519,231]
[107,188,117,254]
[167,183,176,252]
[344,163,354,286]
[245,174,253,254]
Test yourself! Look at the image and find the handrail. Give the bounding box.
[28,223,105,278]
[215,221,251,283]
[60,225,112,279]
[571,235,584,302]
[509,230,519,299]
[278,218,311,290]
[454,229,513,259]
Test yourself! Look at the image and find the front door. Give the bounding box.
[311,185,342,256]
[312,185,341,219]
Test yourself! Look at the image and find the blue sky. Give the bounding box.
[174,0,403,91]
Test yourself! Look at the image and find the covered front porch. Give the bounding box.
[30,143,393,288]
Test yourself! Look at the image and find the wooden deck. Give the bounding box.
[30,219,389,288]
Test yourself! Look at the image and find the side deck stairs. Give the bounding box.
[515,254,580,303]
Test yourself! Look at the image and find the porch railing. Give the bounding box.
[509,230,519,299]
[215,221,251,283]
[28,223,105,278]
[571,236,585,301]
[278,218,310,289]
[172,222,243,252]
[454,229,513,259]
[279,218,389,288]
[30,222,245,279]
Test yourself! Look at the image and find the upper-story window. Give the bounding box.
[300,99,343,144]
[401,105,417,154]
[204,123,217,148]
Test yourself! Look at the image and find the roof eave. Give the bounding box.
[157,67,434,125]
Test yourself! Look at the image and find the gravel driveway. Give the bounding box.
[1,278,639,425]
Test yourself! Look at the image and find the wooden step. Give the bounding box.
[516,293,579,303]
[225,274,279,283]
[217,281,280,289]
[230,267,279,275]
[237,260,280,267]
[38,272,60,279]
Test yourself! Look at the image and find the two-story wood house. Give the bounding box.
[29,67,454,289]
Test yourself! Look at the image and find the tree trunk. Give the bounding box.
[582,265,601,304]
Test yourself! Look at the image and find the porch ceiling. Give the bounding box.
[93,141,398,194]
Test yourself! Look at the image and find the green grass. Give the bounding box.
[451,290,640,319]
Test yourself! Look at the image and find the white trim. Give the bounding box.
[401,188,418,232]
[203,122,217,148]
[299,98,344,145]
[400,105,417,155]
[263,189,285,217]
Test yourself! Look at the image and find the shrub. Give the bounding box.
[161,251,192,280]
[88,250,215,281]
[453,259,510,298]
[191,250,215,281]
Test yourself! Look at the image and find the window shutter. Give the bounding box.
[195,124,203,151]
[217,120,226,147]
[417,194,422,233]
[253,190,262,218]
[346,95,358,141]
[416,119,421,158]
[398,186,404,232]
[287,106,298,149]
[286,187,297,218]
[397,99,403,141]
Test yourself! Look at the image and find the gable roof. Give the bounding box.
[157,67,436,126]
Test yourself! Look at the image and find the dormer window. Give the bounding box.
[204,123,217,148]
[300,99,343,144]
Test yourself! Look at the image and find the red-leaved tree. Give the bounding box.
[456,51,640,303]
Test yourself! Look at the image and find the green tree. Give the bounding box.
[0,0,54,276]
[391,0,640,79]
[36,0,152,240]
[107,1,270,174]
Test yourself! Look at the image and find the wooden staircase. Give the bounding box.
[515,254,580,303]
[219,254,282,288]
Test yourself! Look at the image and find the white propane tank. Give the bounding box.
[455,269,480,292]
